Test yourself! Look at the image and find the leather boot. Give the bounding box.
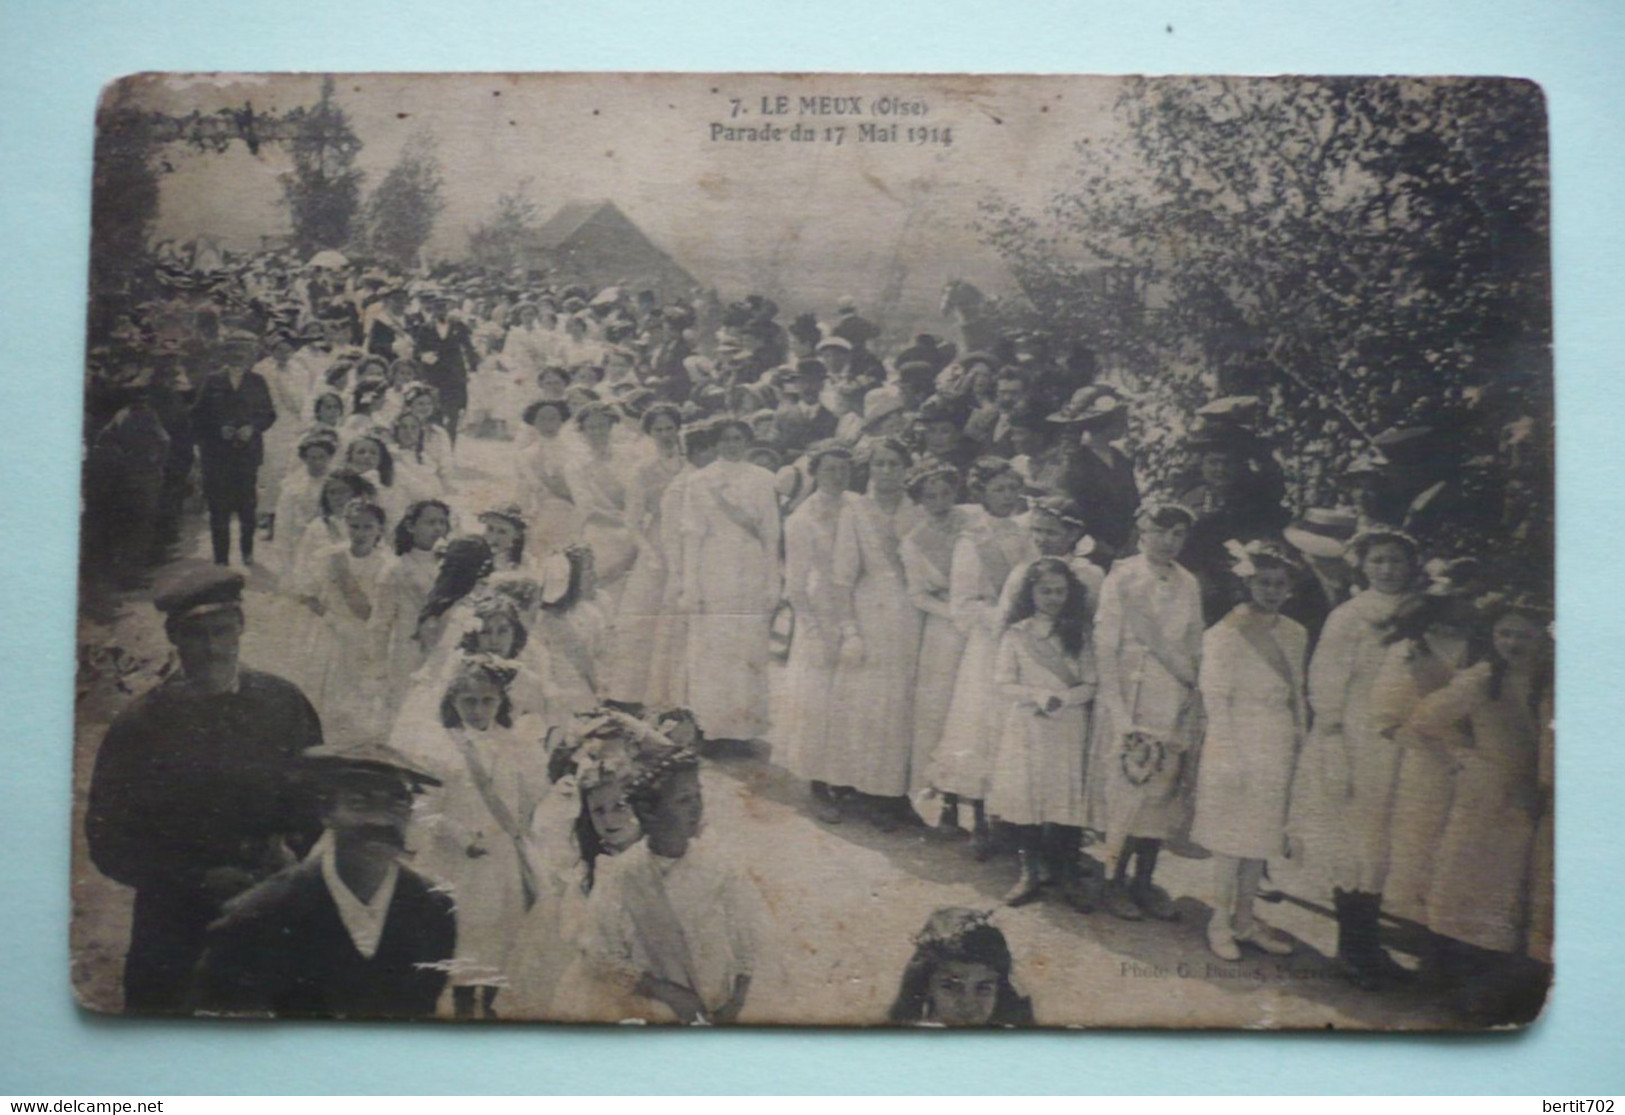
[1356,891,1414,984]
[1004,848,1044,906]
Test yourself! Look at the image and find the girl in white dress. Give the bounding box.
[564,401,640,616]
[402,383,455,496]
[820,438,926,826]
[1192,540,1307,961]
[412,656,548,1019]
[679,418,783,745]
[271,428,338,575]
[1405,600,1552,1020]
[1088,501,1205,923]
[605,404,687,702]
[780,443,854,822]
[987,558,1098,908]
[253,331,307,518]
[341,432,406,528]
[530,544,608,717]
[899,463,970,806]
[514,399,581,553]
[1291,527,1423,988]
[301,498,391,727]
[929,459,1036,852]
[479,504,533,577]
[1366,571,1477,927]
[579,741,765,1024]
[388,410,446,508]
[644,423,720,710]
[370,499,451,711]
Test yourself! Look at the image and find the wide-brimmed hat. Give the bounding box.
[1049,385,1128,428]
[301,738,442,790]
[1282,508,1359,559]
[862,386,907,430]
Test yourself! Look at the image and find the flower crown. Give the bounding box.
[911,907,995,953]
[1224,538,1301,578]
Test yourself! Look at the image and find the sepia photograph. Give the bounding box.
[71,71,1553,1031]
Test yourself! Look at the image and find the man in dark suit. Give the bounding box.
[190,740,455,1019]
[410,290,478,444]
[645,305,695,403]
[86,566,324,1012]
[190,352,276,566]
[773,359,839,456]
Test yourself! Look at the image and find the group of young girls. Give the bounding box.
[205,282,1554,1026]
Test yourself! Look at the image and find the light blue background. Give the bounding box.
[2,0,1620,1095]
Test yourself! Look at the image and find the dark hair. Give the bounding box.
[1004,557,1089,655]
[524,398,570,428]
[438,657,515,730]
[683,423,722,456]
[458,595,530,659]
[887,919,1034,1027]
[712,417,752,443]
[312,391,345,421]
[319,468,377,519]
[394,499,450,556]
[1381,594,1474,648]
[625,752,702,822]
[868,436,914,470]
[1480,604,1553,719]
[343,499,386,532]
[541,545,594,615]
[966,456,1018,504]
[418,536,495,628]
[481,512,527,564]
[641,402,683,435]
[345,434,395,488]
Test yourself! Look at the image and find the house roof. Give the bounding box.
[529,199,616,250]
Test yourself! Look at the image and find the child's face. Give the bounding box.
[1362,542,1415,595]
[642,768,703,857]
[1029,513,1076,557]
[316,398,343,425]
[581,412,615,448]
[917,474,957,517]
[538,371,569,397]
[1247,565,1295,613]
[302,446,334,478]
[453,678,502,732]
[530,405,565,438]
[322,479,356,516]
[477,614,519,658]
[1032,570,1071,618]
[923,420,959,454]
[928,960,1000,1026]
[411,505,449,551]
[868,445,909,491]
[1492,612,1544,668]
[717,424,749,462]
[1140,522,1189,565]
[394,414,421,444]
[584,780,640,852]
[484,519,519,558]
[982,472,1025,518]
[347,514,383,555]
[813,455,853,495]
[410,395,436,422]
[348,440,381,473]
[647,414,680,451]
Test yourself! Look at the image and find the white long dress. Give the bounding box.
[1367,640,1462,922]
[255,355,306,509]
[822,494,926,796]
[680,459,782,741]
[1085,554,1205,860]
[271,468,326,575]
[565,447,640,616]
[513,433,580,552]
[412,722,549,988]
[928,514,1037,800]
[900,510,969,793]
[779,490,851,783]
[1190,605,1307,860]
[603,451,685,702]
[1292,587,1418,893]
[576,837,765,1023]
[300,542,389,742]
[370,547,440,712]
[1407,662,1550,955]
[986,615,1098,827]
[645,467,696,709]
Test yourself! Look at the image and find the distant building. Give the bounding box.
[516,200,700,297]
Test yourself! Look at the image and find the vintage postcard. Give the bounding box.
[73,72,1553,1029]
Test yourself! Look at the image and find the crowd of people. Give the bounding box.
[81,249,1553,1026]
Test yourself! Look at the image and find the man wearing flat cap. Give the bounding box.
[85,564,324,1012]
[190,739,456,1019]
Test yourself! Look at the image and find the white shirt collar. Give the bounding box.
[319,834,399,960]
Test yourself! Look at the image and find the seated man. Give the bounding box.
[190,739,456,1019]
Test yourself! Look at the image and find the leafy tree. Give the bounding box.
[466,180,544,273]
[979,76,1550,572]
[365,131,445,269]
[90,84,163,306]
[279,76,364,259]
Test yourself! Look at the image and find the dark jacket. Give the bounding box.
[86,667,324,1010]
[410,318,479,412]
[191,856,455,1019]
[190,371,276,470]
[1058,444,1141,562]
